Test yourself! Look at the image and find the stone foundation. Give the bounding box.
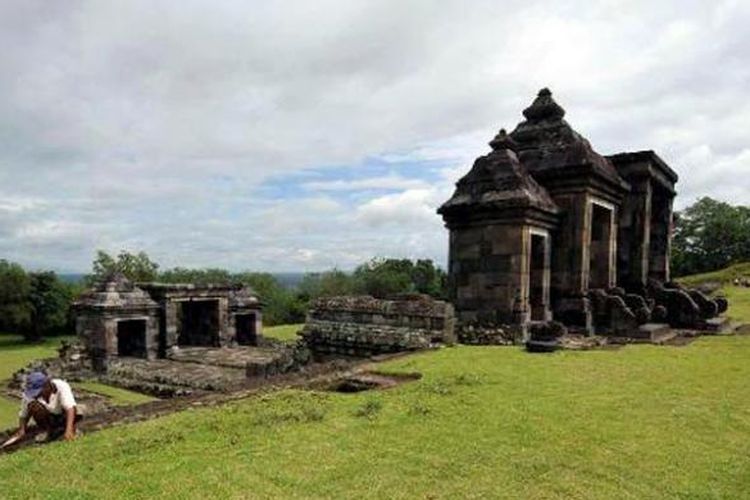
[300,294,455,357]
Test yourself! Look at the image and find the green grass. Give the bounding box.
[264,323,304,342]
[76,381,155,406]
[677,261,750,287]
[2,335,750,498]
[0,335,154,430]
[2,274,749,498]
[720,287,750,323]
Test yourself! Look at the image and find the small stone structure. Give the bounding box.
[74,275,161,370]
[75,275,263,371]
[438,88,727,340]
[301,294,455,357]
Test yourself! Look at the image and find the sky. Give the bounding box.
[1,0,749,273]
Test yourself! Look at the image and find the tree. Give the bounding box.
[411,259,447,297]
[672,197,750,277]
[26,271,74,342]
[234,272,306,325]
[0,260,32,334]
[352,258,447,298]
[89,250,160,283]
[297,269,355,300]
[159,267,232,285]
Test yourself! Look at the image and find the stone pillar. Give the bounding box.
[617,178,651,290]
[164,300,179,350]
[217,297,230,346]
[549,193,592,331]
[146,313,159,360]
[104,319,118,359]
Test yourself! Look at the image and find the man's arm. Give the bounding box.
[63,407,76,441]
[16,414,30,435]
[14,399,31,437]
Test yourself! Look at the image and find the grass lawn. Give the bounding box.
[677,261,750,288]
[1,333,750,497]
[263,323,304,342]
[720,286,750,323]
[0,335,154,431]
[2,290,749,498]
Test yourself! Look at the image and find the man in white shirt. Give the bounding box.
[10,371,80,444]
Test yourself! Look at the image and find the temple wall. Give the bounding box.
[301,295,455,357]
[448,223,529,325]
[76,309,160,371]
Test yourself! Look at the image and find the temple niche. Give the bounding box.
[439,89,727,341]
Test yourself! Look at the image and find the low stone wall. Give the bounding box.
[300,294,455,357]
[457,323,519,345]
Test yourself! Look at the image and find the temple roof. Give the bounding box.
[607,150,679,182]
[509,88,629,191]
[229,286,262,308]
[75,273,159,310]
[438,130,559,218]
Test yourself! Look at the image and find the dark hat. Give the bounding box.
[24,372,48,399]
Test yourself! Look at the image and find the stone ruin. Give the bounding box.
[74,274,264,370]
[300,294,455,358]
[17,88,733,413]
[29,273,302,397]
[438,88,729,345]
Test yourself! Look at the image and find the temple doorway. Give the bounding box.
[589,201,614,289]
[117,319,147,358]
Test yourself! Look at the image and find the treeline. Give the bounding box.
[89,251,446,325]
[0,252,447,341]
[0,261,81,341]
[672,197,750,277]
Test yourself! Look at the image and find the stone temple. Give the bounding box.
[438,88,727,340]
[74,274,263,370]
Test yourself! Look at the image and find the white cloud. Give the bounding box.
[0,0,748,271]
[303,174,429,192]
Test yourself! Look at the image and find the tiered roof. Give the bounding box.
[509,88,629,192]
[74,273,158,311]
[438,129,559,219]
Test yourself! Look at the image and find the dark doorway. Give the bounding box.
[529,234,548,321]
[648,189,671,282]
[117,319,147,358]
[589,203,613,289]
[235,313,258,346]
[178,300,220,346]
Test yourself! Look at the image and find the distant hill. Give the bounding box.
[272,272,306,289]
[56,272,307,289]
[59,273,87,284]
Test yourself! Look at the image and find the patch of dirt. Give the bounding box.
[660,334,699,347]
[315,372,422,393]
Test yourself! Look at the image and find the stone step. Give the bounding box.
[635,323,675,343]
[699,316,732,334]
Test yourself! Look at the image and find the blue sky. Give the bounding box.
[1,0,749,273]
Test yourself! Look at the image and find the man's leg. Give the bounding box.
[27,401,54,442]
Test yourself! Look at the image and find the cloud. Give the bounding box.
[0,0,748,271]
[303,174,429,192]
